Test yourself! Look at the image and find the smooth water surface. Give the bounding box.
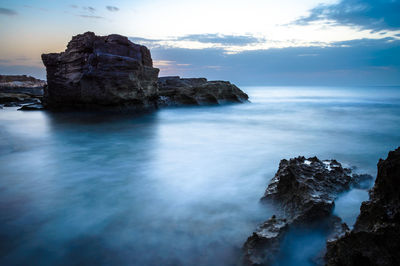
[1,86,399,265]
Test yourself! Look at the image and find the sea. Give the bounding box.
[1,86,399,265]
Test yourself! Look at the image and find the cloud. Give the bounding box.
[83,6,96,12]
[0,7,17,16]
[176,34,264,46]
[106,6,119,12]
[294,0,400,32]
[128,34,266,53]
[150,37,400,85]
[69,5,78,9]
[78,15,104,19]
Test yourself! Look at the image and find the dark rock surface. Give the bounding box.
[325,147,400,266]
[42,32,159,110]
[242,156,372,266]
[157,76,249,106]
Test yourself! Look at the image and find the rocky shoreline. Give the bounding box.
[1,32,248,112]
[1,32,398,266]
[0,75,45,110]
[241,148,399,266]
[40,32,247,111]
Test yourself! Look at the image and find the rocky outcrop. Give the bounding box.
[242,156,372,266]
[40,32,248,111]
[157,76,249,106]
[0,75,45,108]
[325,147,400,266]
[42,32,159,110]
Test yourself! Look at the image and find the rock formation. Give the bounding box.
[0,75,46,90]
[325,147,400,266]
[242,156,372,266]
[0,75,45,108]
[157,76,248,106]
[39,32,248,111]
[42,32,159,110]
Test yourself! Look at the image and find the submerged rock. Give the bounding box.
[42,32,159,110]
[325,147,400,266]
[157,76,248,106]
[242,156,372,266]
[18,103,45,111]
[0,92,41,107]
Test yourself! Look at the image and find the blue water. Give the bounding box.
[1,86,399,265]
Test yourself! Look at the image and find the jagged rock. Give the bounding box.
[325,147,400,266]
[42,32,159,110]
[242,156,372,266]
[157,76,248,106]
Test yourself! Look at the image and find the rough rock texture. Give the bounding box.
[157,76,248,106]
[42,32,159,110]
[325,147,400,266]
[242,156,372,266]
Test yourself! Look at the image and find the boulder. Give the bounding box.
[325,147,400,266]
[41,32,159,110]
[242,156,372,266]
[157,76,248,106]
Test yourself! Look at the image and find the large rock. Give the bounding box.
[41,32,159,110]
[325,147,400,266]
[242,156,372,266]
[157,76,248,106]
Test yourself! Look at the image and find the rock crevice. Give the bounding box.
[325,147,400,266]
[242,156,372,266]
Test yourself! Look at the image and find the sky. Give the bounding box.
[0,0,399,85]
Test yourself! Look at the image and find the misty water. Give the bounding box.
[1,86,400,266]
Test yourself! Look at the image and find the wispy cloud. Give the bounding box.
[69,5,78,9]
[0,7,17,16]
[83,6,96,13]
[129,34,267,54]
[294,0,400,32]
[176,33,264,46]
[78,15,104,19]
[106,6,119,12]
[150,37,400,85]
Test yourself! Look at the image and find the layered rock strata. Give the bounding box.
[157,76,249,106]
[41,32,159,110]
